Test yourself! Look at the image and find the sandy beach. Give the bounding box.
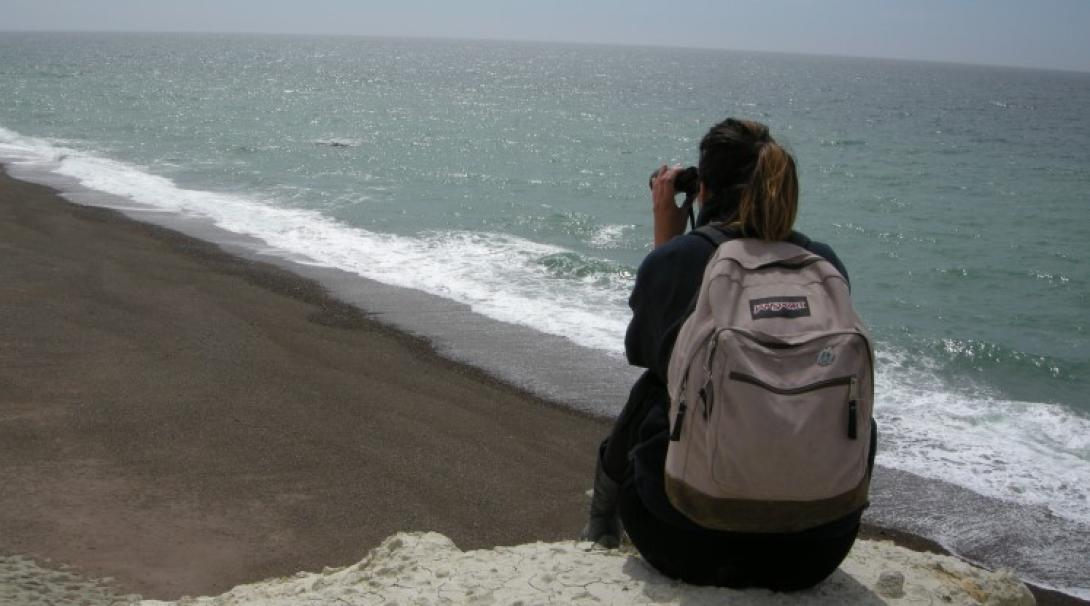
[0,166,1082,605]
[0,168,608,599]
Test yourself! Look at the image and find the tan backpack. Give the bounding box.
[665,228,874,533]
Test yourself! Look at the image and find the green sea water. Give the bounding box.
[1,32,1088,595]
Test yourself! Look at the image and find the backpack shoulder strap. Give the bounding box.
[692,226,810,251]
[689,224,732,250]
[676,225,735,320]
[787,230,812,248]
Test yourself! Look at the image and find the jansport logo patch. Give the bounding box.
[750,296,811,319]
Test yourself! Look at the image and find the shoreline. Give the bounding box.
[0,165,1083,605]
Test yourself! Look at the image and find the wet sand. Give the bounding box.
[0,167,1082,605]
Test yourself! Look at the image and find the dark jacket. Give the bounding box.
[623,225,859,536]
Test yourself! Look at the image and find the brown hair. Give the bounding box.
[698,118,798,241]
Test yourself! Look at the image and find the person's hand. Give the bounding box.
[651,164,689,247]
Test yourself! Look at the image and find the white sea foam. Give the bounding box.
[0,127,630,353]
[873,347,1090,526]
[0,127,58,164]
[3,124,1090,530]
[587,223,634,249]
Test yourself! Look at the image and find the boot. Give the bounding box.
[580,458,622,548]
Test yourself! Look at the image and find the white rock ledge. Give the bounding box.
[144,532,1035,605]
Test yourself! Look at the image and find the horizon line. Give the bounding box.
[3,27,1089,76]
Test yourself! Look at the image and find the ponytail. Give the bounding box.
[735,142,798,241]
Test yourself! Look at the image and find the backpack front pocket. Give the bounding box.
[707,333,870,502]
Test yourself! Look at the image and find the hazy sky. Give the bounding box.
[4,0,1090,72]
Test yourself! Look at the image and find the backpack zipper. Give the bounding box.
[729,372,860,440]
[700,333,719,420]
[728,372,852,395]
[847,376,859,440]
[671,330,719,441]
[669,399,687,442]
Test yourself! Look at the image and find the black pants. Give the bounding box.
[601,372,663,482]
[618,478,860,590]
[599,372,877,591]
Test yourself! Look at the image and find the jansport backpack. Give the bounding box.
[665,226,874,533]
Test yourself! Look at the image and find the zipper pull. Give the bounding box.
[670,399,687,441]
[847,376,859,440]
[700,332,719,421]
[704,332,719,373]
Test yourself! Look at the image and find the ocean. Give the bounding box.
[1,32,1087,597]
